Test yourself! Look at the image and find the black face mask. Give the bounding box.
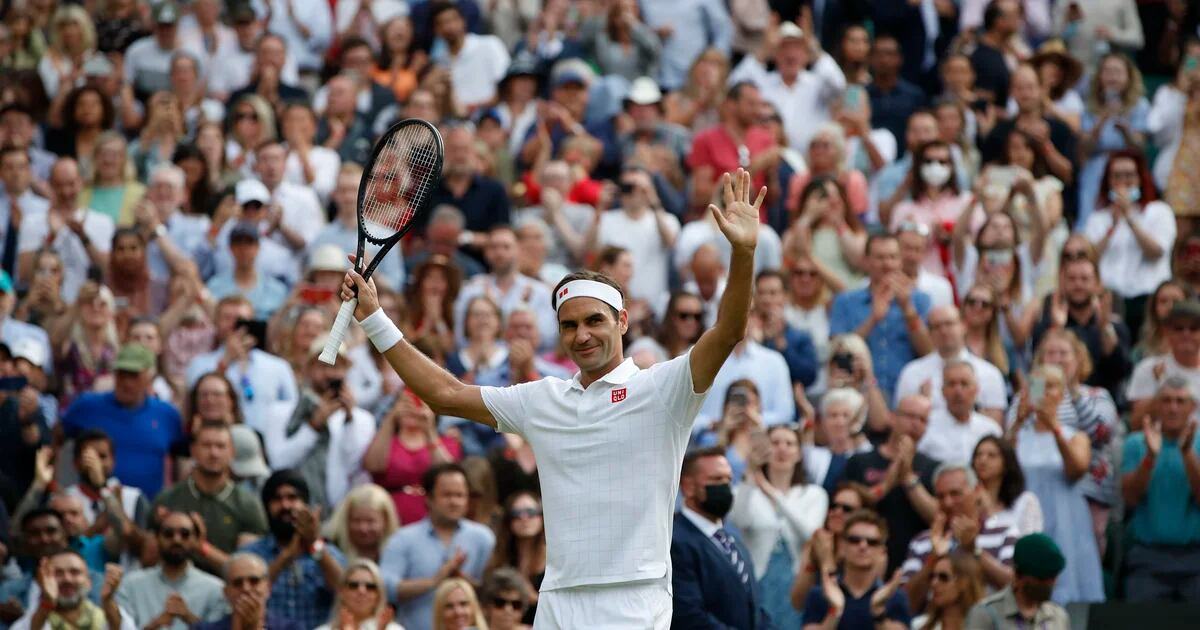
[699,483,733,519]
[1019,579,1054,603]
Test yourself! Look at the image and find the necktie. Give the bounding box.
[712,528,751,585]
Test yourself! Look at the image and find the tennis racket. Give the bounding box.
[318,119,444,365]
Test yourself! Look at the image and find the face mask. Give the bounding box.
[1020,579,1055,603]
[699,483,733,519]
[1109,187,1141,204]
[920,161,953,188]
[1062,22,1079,42]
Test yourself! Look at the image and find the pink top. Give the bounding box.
[372,435,463,525]
[785,169,870,218]
[890,191,974,275]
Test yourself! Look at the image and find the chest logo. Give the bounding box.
[611,388,627,403]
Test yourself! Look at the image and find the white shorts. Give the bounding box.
[534,580,672,629]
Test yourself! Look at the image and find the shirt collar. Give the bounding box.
[569,357,637,391]
[681,505,722,537]
[187,475,235,501]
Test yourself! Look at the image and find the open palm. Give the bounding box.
[710,169,767,251]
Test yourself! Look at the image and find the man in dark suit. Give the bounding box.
[671,447,773,629]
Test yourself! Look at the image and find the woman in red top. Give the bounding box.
[363,388,462,524]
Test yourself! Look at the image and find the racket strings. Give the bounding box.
[362,126,440,240]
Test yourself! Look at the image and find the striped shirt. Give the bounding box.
[900,513,1018,585]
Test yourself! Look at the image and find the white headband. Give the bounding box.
[555,280,624,313]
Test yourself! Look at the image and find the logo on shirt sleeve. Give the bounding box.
[611,387,627,403]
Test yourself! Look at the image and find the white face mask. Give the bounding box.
[920,161,953,188]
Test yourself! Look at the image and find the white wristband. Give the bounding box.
[359,308,404,353]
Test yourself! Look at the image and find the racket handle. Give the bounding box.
[319,298,359,365]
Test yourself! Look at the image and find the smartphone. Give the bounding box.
[1186,56,1200,73]
[833,352,855,372]
[843,85,864,111]
[236,318,268,351]
[727,389,750,407]
[298,284,336,305]
[970,98,990,112]
[1029,376,1046,407]
[327,377,344,394]
[0,376,28,392]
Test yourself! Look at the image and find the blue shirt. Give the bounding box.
[207,272,289,319]
[239,536,346,630]
[62,392,184,498]
[830,286,931,404]
[380,518,496,630]
[1122,432,1200,546]
[802,577,911,629]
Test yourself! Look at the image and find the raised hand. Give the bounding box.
[870,569,903,616]
[821,567,845,611]
[709,169,766,252]
[1144,420,1162,457]
[930,513,951,557]
[344,255,381,320]
[100,563,123,603]
[950,515,980,552]
[36,557,57,602]
[33,446,54,489]
[1180,420,1198,453]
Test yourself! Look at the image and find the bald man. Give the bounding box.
[894,305,1008,421]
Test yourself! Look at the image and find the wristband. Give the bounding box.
[360,308,404,353]
[825,605,841,620]
[1140,455,1156,471]
[310,539,326,560]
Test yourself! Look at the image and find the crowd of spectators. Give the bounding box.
[0,0,1198,628]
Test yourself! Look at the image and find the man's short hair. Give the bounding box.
[755,269,786,288]
[254,138,286,156]
[73,429,113,461]
[1157,375,1195,399]
[843,509,889,541]
[21,506,64,531]
[422,462,468,496]
[224,551,268,580]
[726,81,757,102]
[681,446,726,479]
[482,566,532,603]
[429,204,466,228]
[942,358,976,378]
[192,420,232,442]
[865,233,898,256]
[982,0,1007,32]
[933,462,978,489]
[428,1,463,28]
[551,270,624,314]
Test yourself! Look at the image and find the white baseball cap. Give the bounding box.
[779,21,806,41]
[235,179,271,206]
[11,337,45,369]
[625,77,663,106]
[307,245,347,273]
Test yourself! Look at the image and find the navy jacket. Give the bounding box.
[671,512,773,630]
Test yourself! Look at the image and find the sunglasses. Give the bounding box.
[345,580,379,592]
[492,596,524,611]
[1061,249,1089,261]
[1171,324,1200,333]
[675,311,704,321]
[510,507,542,519]
[964,296,993,309]
[845,534,883,547]
[230,575,266,588]
[159,527,194,540]
[932,571,955,584]
[234,112,259,122]
[828,502,858,513]
[792,268,818,278]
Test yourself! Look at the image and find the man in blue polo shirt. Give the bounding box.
[1121,376,1200,602]
[830,234,933,403]
[62,344,184,498]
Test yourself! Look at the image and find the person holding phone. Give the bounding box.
[1005,365,1103,604]
[263,335,375,512]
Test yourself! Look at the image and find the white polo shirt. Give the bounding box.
[481,353,707,591]
[893,348,1008,412]
[917,408,1002,465]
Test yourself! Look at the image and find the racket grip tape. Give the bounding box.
[319,298,358,365]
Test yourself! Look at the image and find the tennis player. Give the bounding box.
[341,169,766,628]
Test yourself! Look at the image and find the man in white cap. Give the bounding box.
[728,20,847,151]
[211,179,299,286]
[618,76,692,166]
[341,169,766,628]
